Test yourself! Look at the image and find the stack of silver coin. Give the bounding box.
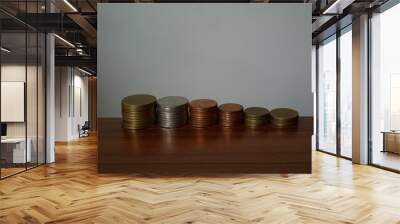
[156,96,189,128]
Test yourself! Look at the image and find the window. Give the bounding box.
[370,2,400,171]
[317,35,337,154]
[0,1,47,179]
[339,28,352,158]
[316,26,353,159]
[390,74,400,130]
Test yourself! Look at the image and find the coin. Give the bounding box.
[219,103,243,112]
[122,94,156,107]
[156,96,189,128]
[270,108,298,127]
[157,96,188,107]
[270,108,298,121]
[271,120,297,127]
[121,94,157,130]
[244,106,269,128]
[244,107,269,117]
[218,103,243,127]
[189,99,218,128]
[190,99,217,109]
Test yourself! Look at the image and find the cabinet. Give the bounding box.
[382,132,400,154]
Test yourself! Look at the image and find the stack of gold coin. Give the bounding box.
[244,107,269,128]
[121,94,156,130]
[189,99,218,128]
[270,108,299,127]
[156,96,189,128]
[218,103,243,127]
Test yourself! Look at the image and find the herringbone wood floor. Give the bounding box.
[1,135,400,224]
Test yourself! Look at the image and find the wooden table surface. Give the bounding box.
[98,117,313,174]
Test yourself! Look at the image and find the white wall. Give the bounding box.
[1,66,26,141]
[98,3,312,117]
[1,82,25,122]
[55,67,89,141]
[1,65,27,140]
[1,65,40,137]
[71,73,89,138]
[55,67,70,141]
[1,64,46,164]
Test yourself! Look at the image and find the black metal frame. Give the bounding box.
[315,45,319,151]
[0,0,47,180]
[367,11,373,166]
[336,26,341,158]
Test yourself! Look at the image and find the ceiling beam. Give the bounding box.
[322,0,356,14]
[55,55,96,70]
[67,13,97,46]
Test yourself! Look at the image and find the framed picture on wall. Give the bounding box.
[1,81,25,122]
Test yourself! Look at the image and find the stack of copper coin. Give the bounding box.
[270,108,299,127]
[218,103,243,127]
[244,107,269,128]
[121,94,156,130]
[189,99,218,128]
[156,96,189,128]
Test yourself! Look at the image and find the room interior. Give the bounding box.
[0,31,46,177]
[0,0,400,223]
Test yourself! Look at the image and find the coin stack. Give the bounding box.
[244,107,269,128]
[189,99,218,128]
[121,94,156,130]
[270,108,299,127]
[218,103,243,127]
[156,96,189,128]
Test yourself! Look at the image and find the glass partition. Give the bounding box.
[316,25,353,159]
[317,35,337,154]
[27,31,38,169]
[0,1,46,179]
[339,27,352,158]
[370,3,400,171]
[0,31,28,177]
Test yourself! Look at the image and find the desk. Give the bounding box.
[1,138,31,164]
[382,131,400,154]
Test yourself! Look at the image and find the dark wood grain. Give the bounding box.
[88,77,97,132]
[98,117,313,174]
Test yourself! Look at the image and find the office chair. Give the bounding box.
[79,121,90,138]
